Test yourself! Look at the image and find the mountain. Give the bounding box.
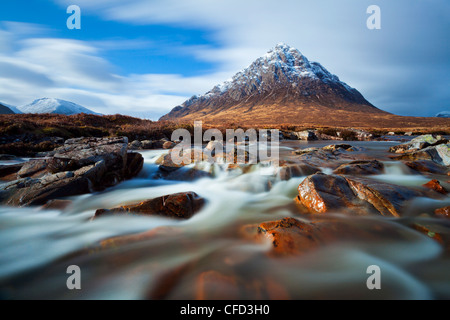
[0,102,22,114]
[160,43,386,125]
[0,103,14,114]
[18,98,100,116]
[436,111,450,118]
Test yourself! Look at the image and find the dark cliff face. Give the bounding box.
[160,43,382,122]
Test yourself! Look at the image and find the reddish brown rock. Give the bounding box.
[257,217,325,256]
[297,173,376,215]
[423,180,448,195]
[435,206,450,219]
[345,176,422,217]
[296,173,423,217]
[162,141,176,149]
[95,192,205,219]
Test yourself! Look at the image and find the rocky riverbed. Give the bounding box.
[0,134,449,299]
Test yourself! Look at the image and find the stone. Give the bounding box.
[129,140,142,150]
[423,180,448,195]
[296,173,423,217]
[296,173,375,215]
[404,160,449,175]
[162,141,176,149]
[95,192,205,220]
[278,162,319,180]
[435,206,450,219]
[17,159,48,178]
[333,160,384,175]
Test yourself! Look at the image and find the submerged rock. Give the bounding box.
[333,160,384,175]
[423,180,448,195]
[95,192,205,219]
[404,160,449,175]
[435,206,450,219]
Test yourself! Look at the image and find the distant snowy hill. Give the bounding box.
[436,111,450,118]
[17,98,100,115]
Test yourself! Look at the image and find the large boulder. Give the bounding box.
[296,173,377,216]
[95,192,205,220]
[389,135,446,153]
[0,137,144,206]
[296,173,424,217]
[393,144,450,166]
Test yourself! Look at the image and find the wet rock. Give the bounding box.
[322,144,353,152]
[393,144,450,166]
[389,135,446,153]
[48,137,128,173]
[128,140,142,150]
[95,192,205,220]
[0,137,143,206]
[435,206,450,219]
[345,176,423,217]
[423,180,448,195]
[296,173,423,217]
[257,217,323,256]
[333,160,384,175]
[162,141,176,149]
[17,159,48,178]
[404,160,449,175]
[278,162,320,180]
[0,164,23,181]
[141,140,154,149]
[296,173,376,215]
[125,152,144,180]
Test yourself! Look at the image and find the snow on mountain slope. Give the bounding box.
[436,111,450,118]
[18,98,101,115]
[161,43,381,122]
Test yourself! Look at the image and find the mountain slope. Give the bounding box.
[436,111,450,118]
[160,43,386,125]
[18,98,100,116]
[0,103,14,114]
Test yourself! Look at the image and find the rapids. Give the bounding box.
[0,141,449,300]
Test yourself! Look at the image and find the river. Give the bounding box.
[0,141,449,299]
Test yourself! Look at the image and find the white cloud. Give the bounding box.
[52,0,450,116]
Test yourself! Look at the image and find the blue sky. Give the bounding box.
[0,0,449,119]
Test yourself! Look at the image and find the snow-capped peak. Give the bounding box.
[18,98,100,115]
[200,43,355,98]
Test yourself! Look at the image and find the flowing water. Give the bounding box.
[0,142,449,300]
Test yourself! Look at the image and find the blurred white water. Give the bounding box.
[0,142,449,300]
